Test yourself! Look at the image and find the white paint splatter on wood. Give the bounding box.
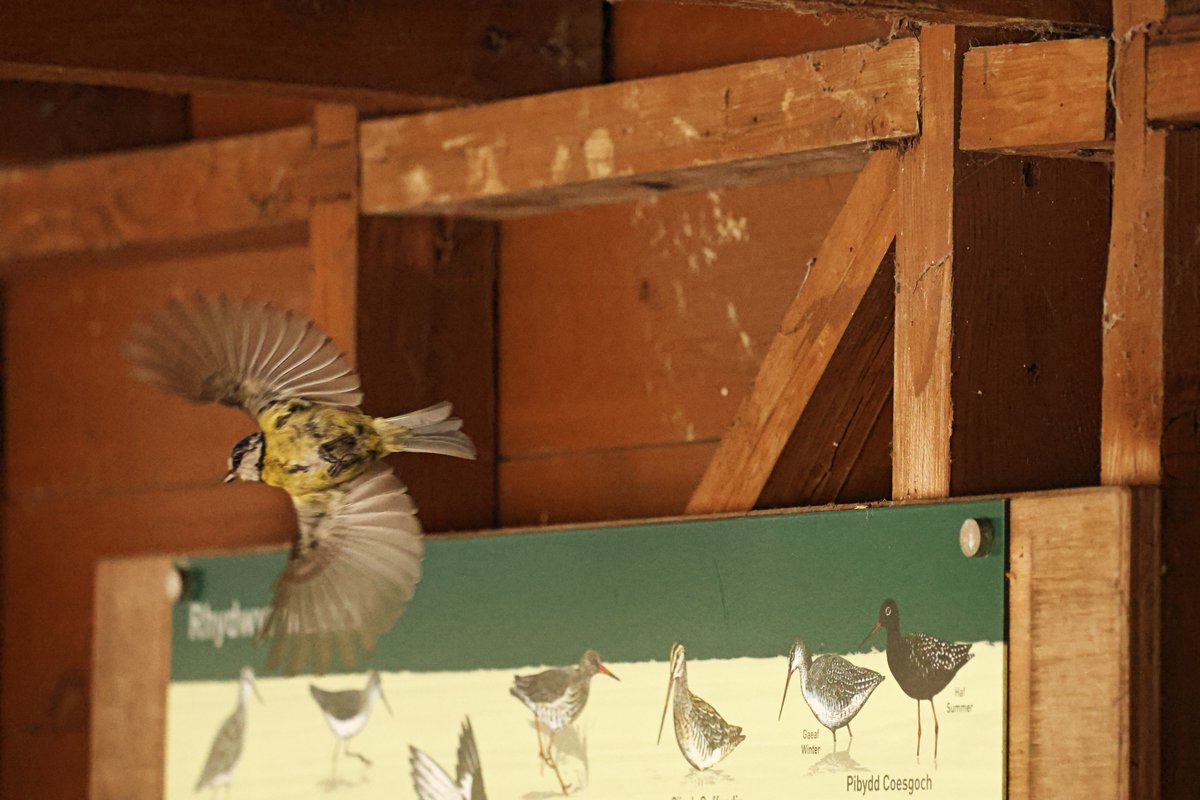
[584,128,615,179]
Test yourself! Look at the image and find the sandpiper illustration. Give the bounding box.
[657,642,745,771]
[863,598,973,757]
[779,637,885,744]
[510,648,619,795]
[195,667,263,796]
[310,670,392,778]
[410,717,487,800]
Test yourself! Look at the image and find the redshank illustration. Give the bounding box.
[657,642,745,771]
[779,637,884,745]
[863,598,973,757]
[195,667,263,797]
[310,670,392,779]
[510,649,619,795]
[410,717,487,800]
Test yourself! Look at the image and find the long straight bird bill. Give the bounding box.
[262,463,424,675]
[657,642,683,745]
[123,293,363,417]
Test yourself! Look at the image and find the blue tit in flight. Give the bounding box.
[123,294,476,673]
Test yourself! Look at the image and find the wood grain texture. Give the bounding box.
[499,172,861,458]
[0,0,602,108]
[308,104,360,360]
[500,442,718,527]
[359,39,920,218]
[0,126,354,262]
[89,557,173,800]
[687,150,898,513]
[611,0,1110,29]
[1147,40,1200,123]
[948,154,1109,495]
[0,81,188,166]
[1102,29,1166,486]
[894,24,958,500]
[1160,130,1200,800]
[759,250,894,508]
[1008,487,1159,800]
[357,217,498,532]
[960,38,1111,157]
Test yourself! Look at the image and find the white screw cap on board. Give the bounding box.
[959,518,994,558]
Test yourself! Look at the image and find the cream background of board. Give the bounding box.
[167,645,1002,798]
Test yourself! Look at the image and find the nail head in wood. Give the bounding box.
[960,517,994,558]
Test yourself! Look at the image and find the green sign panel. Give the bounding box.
[167,500,1006,800]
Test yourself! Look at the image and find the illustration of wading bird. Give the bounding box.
[124,295,475,673]
[779,637,884,745]
[410,717,487,800]
[658,642,745,771]
[510,649,619,795]
[862,598,973,758]
[311,670,392,779]
[195,667,263,797]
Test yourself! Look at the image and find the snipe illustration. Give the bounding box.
[310,670,392,778]
[657,642,745,771]
[510,648,619,795]
[863,598,973,757]
[779,637,885,744]
[195,667,263,796]
[410,716,487,800]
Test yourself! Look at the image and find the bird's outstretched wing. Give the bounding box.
[123,294,362,417]
[261,463,423,674]
[409,717,487,800]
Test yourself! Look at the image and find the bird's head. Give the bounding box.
[225,433,265,483]
[581,649,619,681]
[860,597,899,648]
[240,666,264,704]
[779,638,811,721]
[368,670,393,716]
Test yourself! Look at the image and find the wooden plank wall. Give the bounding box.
[498,3,895,526]
[0,6,601,797]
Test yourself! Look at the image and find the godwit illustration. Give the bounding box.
[510,648,619,795]
[779,637,884,744]
[410,717,487,800]
[195,667,263,796]
[863,598,973,757]
[657,642,745,771]
[310,670,392,778]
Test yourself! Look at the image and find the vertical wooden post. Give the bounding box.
[894,24,958,500]
[308,103,359,360]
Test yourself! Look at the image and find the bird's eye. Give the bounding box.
[885,607,892,615]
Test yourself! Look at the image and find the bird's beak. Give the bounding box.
[223,471,237,483]
[859,621,882,650]
[252,681,265,704]
[381,688,394,716]
[657,649,677,745]
[598,664,620,682]
[778,669,795,721]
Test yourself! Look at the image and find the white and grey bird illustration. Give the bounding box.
[310,670,392,779]
[779,637,884,744]
[410,717,487,800]
[195,667,263,796]
[124,294,475,673]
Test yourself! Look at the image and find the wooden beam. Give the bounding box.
[686,150,898,514]
[360,39,920,218]
[1147,40,1200,124]
[89,557,173,800]
[1008,487,1159,800]
[610,0,1110,30]
[0,0,603,109]
[758,249,895,507]
[894,24,958,500]
[960,38,1111,158]
[0,126,353,263]
[308,104,360,361]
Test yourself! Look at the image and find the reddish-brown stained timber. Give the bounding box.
[0,0,603,109]
[960,38,1111,157]
[1147,40,1200,124]
[610,0,1110,30]
[359,39,920,218]
[687,150,898,514]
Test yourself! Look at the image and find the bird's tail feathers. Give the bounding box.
[410,746,460,800]
[376,401,477,460]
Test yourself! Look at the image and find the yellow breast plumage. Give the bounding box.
[257,400,384,494]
